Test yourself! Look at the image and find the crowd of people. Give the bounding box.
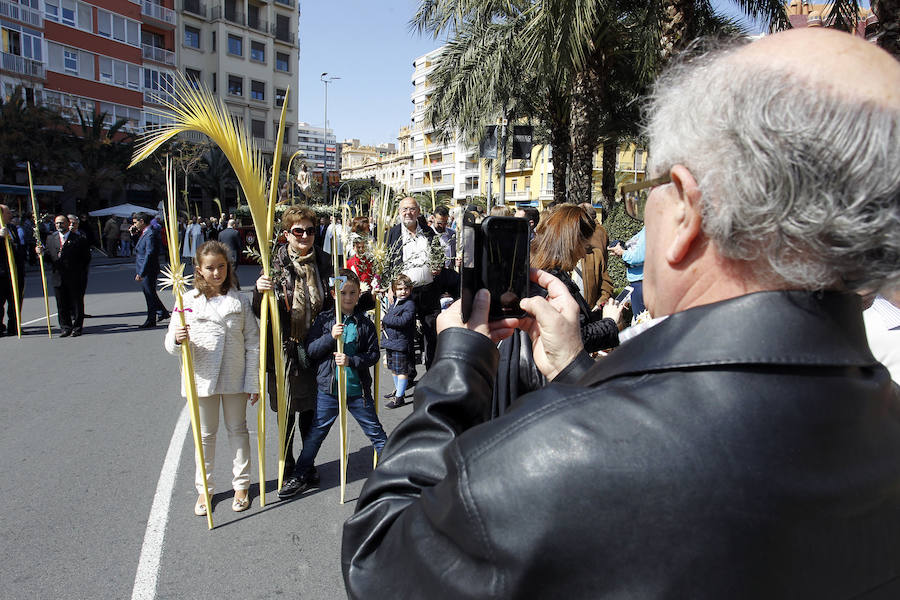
[2,26,899,598]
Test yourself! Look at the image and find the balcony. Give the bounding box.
[211,5,245,26]
[142,44,176,66]
[274,0,295,6]
[182,0,206,17]
[1,51,44,79]
[142,1,176,27]
[271,24,295,44]
[505,190,531,201]
[0,0,42,26]
[144,88,175,106]
[247,17,268,33]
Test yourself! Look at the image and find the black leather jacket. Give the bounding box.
[342,291,900,599]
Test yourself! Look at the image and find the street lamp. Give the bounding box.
[320,72,340,205]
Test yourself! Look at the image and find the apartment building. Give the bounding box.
[178,0,299,153]
[409,48,480,202]
[1,0,177,130]
[340,126,411,194]
[296,121,339,186]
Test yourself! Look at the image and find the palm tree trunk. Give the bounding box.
[568,68,603,205]
[873,0,900,60]
[658,0,695,64]
[546,91,570,205]
[600,138,618,210]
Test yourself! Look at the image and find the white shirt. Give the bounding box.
[323,223,344,255]
[864,295,900,383]
[400,225,433,287]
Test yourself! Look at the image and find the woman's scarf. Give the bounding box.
[288,245,323,341]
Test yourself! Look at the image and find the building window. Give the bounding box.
[251,119,265,139]
[185,68,201,89]
[227,34,242,56]
[227,75,242,96]
[250,80,264,102]
[184,26,200,49]
[250,41,265,62]
[275,88,286,107]
[511,178,518,192]
[61,0,75,26]
[64,49,77,74]
[211,72,217,92]
[211,31,216,53]
[45,0,59,22]
[275,52,289,72]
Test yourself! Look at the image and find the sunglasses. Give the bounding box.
[290,226,316,238]
[619,173,671,222]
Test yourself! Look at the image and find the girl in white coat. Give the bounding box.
[165,241,260,516]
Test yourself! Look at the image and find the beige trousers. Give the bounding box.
[194,393,251,494]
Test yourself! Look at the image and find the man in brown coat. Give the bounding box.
[579,203,613,309]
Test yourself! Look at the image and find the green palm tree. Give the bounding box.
[873,0,899,58]
[194,147,238,211]
[64,110,135,211]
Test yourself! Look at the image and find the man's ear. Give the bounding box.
[665,165,703,265]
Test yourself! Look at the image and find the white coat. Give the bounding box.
[164,289,260,397]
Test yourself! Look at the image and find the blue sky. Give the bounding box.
[296,1,870,146]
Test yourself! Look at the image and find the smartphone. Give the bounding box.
[460,213,530,322]
[615,285,634,305]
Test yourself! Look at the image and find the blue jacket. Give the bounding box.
[134,225,161,278]
[307,307,380,399]
[381,297,415,352]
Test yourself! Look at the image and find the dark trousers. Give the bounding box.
[411,282,440,373]
[283,409,314,477]
[630,280,645,317]
[54,277,84,332]
[0,271,23,333]
[140,272,168,320]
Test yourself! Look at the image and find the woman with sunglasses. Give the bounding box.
[253,206,333,498]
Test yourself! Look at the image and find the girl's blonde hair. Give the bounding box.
[194,241,237,297]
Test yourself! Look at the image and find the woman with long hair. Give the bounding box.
[531,204,624,352]
[253,206,333,498]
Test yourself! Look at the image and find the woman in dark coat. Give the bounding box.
[253,206,332,492]
[493,204,625,417]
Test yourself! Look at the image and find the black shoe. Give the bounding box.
[385,397,406,409]
[384,390,396,399]
[307,468,320,487]
[71,329,83,337]
[277,476,309,499]
[59,329,72,338]
[137,320,156,329]
[407,378,417,389]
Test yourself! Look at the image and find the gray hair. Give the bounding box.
[645,39,900,294]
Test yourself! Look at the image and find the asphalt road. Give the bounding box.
[0,255,419,599]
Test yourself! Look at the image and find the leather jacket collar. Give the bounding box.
[580,291,875,387]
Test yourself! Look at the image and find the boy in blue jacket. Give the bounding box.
[278,268,388,498]
[382,274,416,409]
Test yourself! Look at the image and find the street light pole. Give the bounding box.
[320,73,340,205]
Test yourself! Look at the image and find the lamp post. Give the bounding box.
[320,72,340,205]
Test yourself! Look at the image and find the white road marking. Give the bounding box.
[22,313,57,326]
[130,404,189,600]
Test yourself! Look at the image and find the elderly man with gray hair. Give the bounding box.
[342,29,900,599]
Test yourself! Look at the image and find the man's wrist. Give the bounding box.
[553,351,594,384]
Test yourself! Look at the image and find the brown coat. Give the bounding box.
[582,223,613,307]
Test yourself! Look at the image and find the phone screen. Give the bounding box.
[481,216,529,320]
[459,211,480,322]
[615,286,633,304]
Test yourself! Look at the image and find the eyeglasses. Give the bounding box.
[619,173,671,222]
[290,226,316,238]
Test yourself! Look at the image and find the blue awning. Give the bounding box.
[0,184,64,195]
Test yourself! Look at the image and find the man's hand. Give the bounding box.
[609,243,625,257]
[0,226,6,238]
[135,274,143,282]
[437,289,517,344]
[334,352,349,366]
[518,269,584,381]
[248,393,259,406]
[332,323,344,340]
